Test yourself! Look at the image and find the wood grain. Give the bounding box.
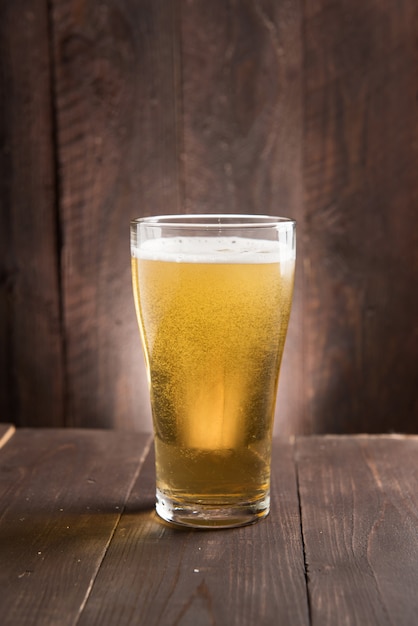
[77,439,309,626]
[303,0,418,432]
[50,0,181,428]
[0,428,151,626]
[296,436,418,625]
[1,430,417,624]
[0,1,64,427]
[1,0,417,434]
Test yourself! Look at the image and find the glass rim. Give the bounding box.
[130,214,295,229]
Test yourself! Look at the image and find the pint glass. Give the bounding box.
[131,215,295,528]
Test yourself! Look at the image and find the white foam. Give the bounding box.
[132,236,295,264]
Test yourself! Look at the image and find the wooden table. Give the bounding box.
[0,425,417,625]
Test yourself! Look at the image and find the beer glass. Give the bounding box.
[131,215,295,528]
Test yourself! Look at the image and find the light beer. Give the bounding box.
[131,234,295,526]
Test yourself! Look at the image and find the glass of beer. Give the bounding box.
[130,215,295,528]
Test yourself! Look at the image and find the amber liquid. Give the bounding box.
[132,239,294,511]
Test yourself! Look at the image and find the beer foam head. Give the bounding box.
[132,236,295,264]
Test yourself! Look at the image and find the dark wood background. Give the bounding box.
[1,0,417,434]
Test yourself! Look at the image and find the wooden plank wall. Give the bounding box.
[0,0,417,434]
[0,1,65,427]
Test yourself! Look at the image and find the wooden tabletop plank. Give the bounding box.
[77,439,310,626]
[0,424,15,449]
[296,435,418,626]
[0,429,151,626]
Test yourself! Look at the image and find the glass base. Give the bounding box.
[155,488,270,529]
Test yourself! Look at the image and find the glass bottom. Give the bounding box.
[155,488,270,529]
